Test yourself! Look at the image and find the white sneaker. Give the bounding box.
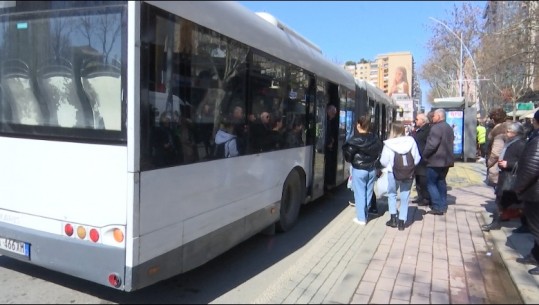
[348,200,355,207]
[352,218,366,225]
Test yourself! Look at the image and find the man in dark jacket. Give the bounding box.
[514,110,539,275]
[412,112,431,206]
[422,108,455,215]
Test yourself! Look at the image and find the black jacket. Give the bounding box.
[412,123,431,175]
[342,132,383,170]
[515,129,539,202]
[496,137,526,196]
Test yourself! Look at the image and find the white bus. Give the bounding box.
[0,1,395,291]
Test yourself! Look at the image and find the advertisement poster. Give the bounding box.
[446,110,464,156]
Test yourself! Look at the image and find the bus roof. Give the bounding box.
[355,79,395,108]
[144,1,355,90]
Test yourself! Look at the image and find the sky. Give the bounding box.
[238,1,486,107]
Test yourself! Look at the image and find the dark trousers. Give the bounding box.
[415,174,430,202]
[524,201,539,262]
[427,167,449,212]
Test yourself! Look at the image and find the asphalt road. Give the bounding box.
[0,186,350,304]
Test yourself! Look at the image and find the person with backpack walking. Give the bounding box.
[380,122,421,230]
[422,108,455,215]
[342,115,383,225]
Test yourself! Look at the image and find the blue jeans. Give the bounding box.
[351,167,376,222]
[387,173,413,221]
[427,167,449,212]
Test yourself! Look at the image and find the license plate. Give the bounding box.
[0,236,30,258]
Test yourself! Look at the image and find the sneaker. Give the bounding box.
[427,209,444,216]
[516,254,538,265]
[529,266,539,275]
[348,200,355,207]
[352,218,366,225]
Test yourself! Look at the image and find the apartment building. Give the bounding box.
[344,52,415,123]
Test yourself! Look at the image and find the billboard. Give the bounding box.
[446,110,464,156]
[388,61,412,98]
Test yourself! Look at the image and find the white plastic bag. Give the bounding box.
[374,168,389,199]
[347,174,353,189]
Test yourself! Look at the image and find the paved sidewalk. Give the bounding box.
[252,162,539,304]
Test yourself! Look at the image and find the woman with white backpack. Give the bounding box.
[380,122,421,231]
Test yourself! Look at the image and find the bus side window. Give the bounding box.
[1,59,43,125]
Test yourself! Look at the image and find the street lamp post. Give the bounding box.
[429,17,482,163]
[429,17,480,110]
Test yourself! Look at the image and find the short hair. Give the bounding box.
[356,115,371,132]
[427,110,435,122]
[416,113,429,124]
[434,108,446,120]
[506,121,525,137]
[489,107,507,124]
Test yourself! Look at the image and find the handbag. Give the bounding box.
[374,168,389,199]
[500,163,518,192]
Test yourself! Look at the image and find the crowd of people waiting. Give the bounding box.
[343,108,455,230]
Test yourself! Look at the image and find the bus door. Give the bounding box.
[323,84,340,190]
[310,80,340,198]
[310,80,328,199]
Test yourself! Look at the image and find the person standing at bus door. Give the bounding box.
[380,122,421,231]
[325,104,339,189]
[513,110,539,275]
[388,66,410,97]
[342,115,383,225]
[422,108,454,216]
[411,113,431,207]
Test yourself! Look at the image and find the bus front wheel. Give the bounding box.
[276,170,305,232]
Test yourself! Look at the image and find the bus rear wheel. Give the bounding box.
[276,170,304,232]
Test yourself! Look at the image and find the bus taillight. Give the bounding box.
[89,229,99,242]
[108,273,122,288]
[64,224,74,236]
[77,226,86,239]
[113,228,124,243]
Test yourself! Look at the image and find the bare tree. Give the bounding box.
[477,1,539,116]
[420,2,484,108]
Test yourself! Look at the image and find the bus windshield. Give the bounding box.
[0,2,126,142]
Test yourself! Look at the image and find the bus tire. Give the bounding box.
[276,169,304,232]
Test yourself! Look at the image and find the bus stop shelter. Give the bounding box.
[432,97,477,162]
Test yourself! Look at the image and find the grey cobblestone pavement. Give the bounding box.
[252,162,539,304]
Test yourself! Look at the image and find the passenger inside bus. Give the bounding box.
[153,112,181,166]
[230,104,247,155]
[214,117,239,158]
[249,111,273,152]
